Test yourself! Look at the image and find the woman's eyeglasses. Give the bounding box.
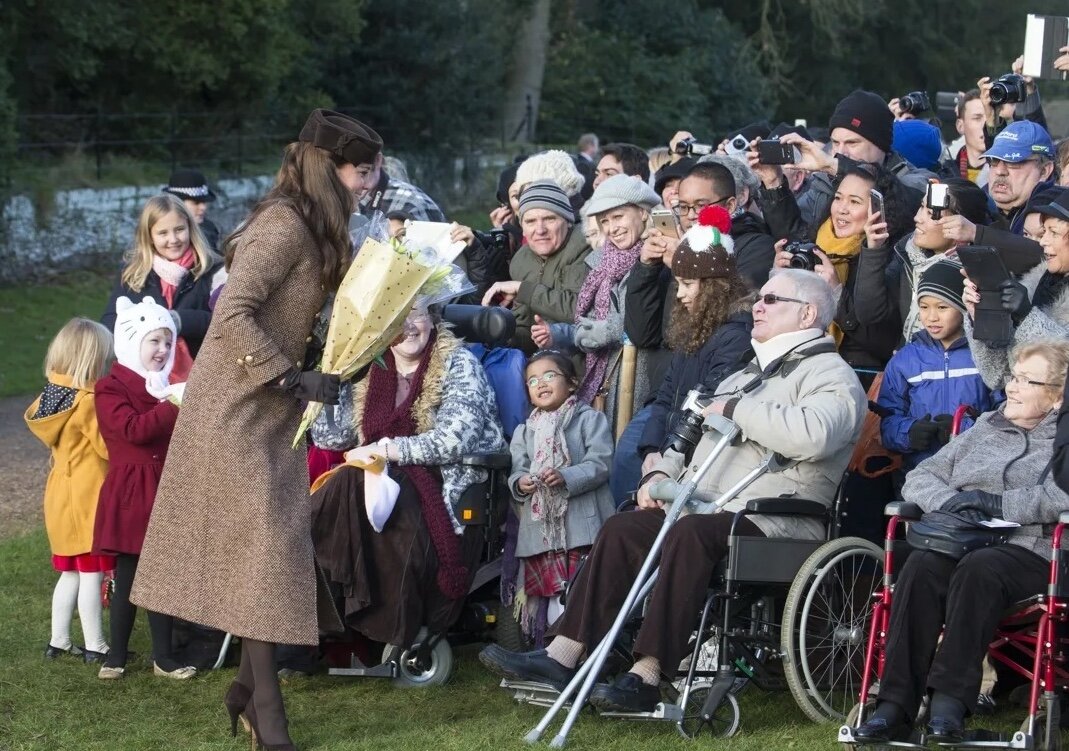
[757,293,810,306]
[1007,372,1056,388]
[526,371,562,388]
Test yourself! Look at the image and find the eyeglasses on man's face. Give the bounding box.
[673,196,730,217]
[756,293,810,307]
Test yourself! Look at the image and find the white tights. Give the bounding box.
[50,571,108,653]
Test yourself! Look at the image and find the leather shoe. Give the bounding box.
[927,715,964,743]
[589,673,661,713]
[854,716,907,743]
[82,649,109,664]
[478,645,575,689]
[44,643,83,660]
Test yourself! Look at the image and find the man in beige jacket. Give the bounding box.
[481,268,867,712]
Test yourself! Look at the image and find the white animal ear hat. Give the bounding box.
[112,296,176,379]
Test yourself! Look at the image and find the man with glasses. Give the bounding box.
[481,269,867,713]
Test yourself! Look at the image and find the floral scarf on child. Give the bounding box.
[528,395,578,551]
[152,248,197,383]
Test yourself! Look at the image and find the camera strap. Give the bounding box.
[738,339,838,395]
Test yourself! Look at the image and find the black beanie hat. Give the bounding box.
[916,260,966,315]
[828,90,894,155]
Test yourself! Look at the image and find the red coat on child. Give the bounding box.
[92,363,179,556]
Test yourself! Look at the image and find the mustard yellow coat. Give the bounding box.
[25,373,109,556]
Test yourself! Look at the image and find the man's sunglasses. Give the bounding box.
[757,293,810,306]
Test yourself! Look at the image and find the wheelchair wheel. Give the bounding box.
[781,536,882,724]
[383,629,454,688]
[677,686,740,739]
[1023,694,1063,751]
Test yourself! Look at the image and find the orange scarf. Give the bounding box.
[815,219,863,285]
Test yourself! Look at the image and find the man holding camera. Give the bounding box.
[480,269,866,712]
[762,90,933,227]
[938,120,1053,273]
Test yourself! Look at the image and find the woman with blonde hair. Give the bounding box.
[100,194,221,381]
[131,109,383,751]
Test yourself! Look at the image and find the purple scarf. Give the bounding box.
[575,239,642,403]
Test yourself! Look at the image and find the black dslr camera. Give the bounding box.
[785,241,821,271]
[989,74,1028,106]
[899,91,931,115]
[674,137,714,157]
[661,389,710,463]
[473,228,511,255]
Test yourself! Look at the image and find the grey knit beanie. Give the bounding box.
[518,180,575,223]
[581,174,660,218]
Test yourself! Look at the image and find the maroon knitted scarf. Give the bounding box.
[574,238,642,403]
[361,335,469,600]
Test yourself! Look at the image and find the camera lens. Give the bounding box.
[731,136,748,151]
[989,84,1007,106]
[787,254,813,271]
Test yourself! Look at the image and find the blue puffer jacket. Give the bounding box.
[878,331,995,469]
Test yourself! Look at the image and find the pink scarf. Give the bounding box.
[152,247,196,383]
[574,239,642,403]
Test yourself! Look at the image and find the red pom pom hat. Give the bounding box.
[671,205,738,280]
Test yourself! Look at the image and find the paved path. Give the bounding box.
[0,394,48,539]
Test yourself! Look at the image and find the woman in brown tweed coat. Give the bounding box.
[131,109,383,751]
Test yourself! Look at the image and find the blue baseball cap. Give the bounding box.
[981,120,1054,163]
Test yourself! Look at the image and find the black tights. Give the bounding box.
[105,553,180,670]
[237,638,292,746]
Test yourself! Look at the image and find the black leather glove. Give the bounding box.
[931,413,955,446]
[942,489,1003,519]
[999,279,1032,324]
[907,414,940,451]
[273,369,341,405]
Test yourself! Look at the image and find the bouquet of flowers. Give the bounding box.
[292,229,472,447]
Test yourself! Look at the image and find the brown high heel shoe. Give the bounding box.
[244,700,295,751]
[224,680,253,737]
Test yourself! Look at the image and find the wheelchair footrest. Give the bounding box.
[838,725,1029,750]
[328,657,398,679]
[501,679,567,708]
[597,702,683,722]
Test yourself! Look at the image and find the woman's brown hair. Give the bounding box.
[665,272,755,355]
[224,142,356,292]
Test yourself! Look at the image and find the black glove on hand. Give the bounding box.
[999,279,1031,324]
[273,369,341,405]
[931,413,955,446]
[907,414,940,451]
[942,489,1003,519]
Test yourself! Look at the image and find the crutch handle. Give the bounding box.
[702,413,740,441]
[648,479,716,504]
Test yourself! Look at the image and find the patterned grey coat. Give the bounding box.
[310,328,506,532]
[966,263,1069,390]
[131,203,329,645]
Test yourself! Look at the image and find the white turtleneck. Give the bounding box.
[750,328,826,370]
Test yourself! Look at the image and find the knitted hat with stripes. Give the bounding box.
[518,180,575,224]
[916,260,966,315]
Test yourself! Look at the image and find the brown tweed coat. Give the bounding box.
[131,203,329,645]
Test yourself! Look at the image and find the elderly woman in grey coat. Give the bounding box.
[855,340,1069,744]
[506,350,615,644]
[308,304,505,650]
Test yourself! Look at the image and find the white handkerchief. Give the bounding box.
[365,467,400,533]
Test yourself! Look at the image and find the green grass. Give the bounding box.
[0,527,1040,751]
[0,272,113,397]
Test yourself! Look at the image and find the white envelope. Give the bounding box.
[365,467,400,533]
[403,221,467,263]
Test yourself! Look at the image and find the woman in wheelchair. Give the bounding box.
[855,341,1069,743]
[307,303,505,651]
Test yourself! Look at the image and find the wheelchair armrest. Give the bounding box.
[460,452,512,470]
[744,497,827,517]
[1060,511,1069,526]
[884,501,923,520]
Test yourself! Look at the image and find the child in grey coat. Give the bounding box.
[508,351,615,644]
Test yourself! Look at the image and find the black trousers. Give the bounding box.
[550,509,763,671]
[878,545,1048,715]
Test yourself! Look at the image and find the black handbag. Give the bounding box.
[906,509,1013,560]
